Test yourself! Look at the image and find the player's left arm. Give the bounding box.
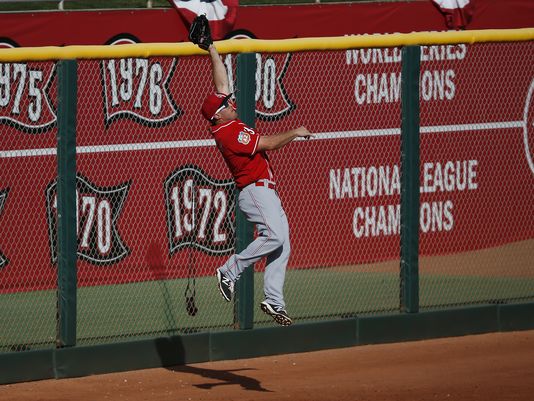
[257,127,312,152]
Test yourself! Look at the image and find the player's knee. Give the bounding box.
[271,236,284,250]
[285,241,291,256]
[268,229,284,249]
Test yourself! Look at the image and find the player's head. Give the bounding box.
[202,92,237,125]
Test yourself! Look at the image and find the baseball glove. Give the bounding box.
[188,14,213,50]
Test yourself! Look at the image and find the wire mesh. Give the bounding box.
[245,49,403,323]
[419,41,534,309]
[1,39,533,352]
[0,60,58,352]
[70,48,404,341]
[74,56,237,345]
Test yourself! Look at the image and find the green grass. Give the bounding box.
[420,275,534,309]
[1,267,533,352]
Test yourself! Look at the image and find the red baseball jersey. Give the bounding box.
[210,119,274,189]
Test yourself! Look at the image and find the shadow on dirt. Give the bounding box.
[166,365,272,392]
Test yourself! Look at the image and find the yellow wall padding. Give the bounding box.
[0,28,533,62]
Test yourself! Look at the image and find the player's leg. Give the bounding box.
[260,208,292,326]
[263,208,290,308]
[216,185,285,301]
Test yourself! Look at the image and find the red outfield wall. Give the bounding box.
[0,2,533,292]
[0,1,533,46]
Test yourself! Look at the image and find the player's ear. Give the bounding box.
[210,114,220,125]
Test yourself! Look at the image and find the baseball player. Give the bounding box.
[189,17,312,326]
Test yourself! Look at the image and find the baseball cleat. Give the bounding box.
[216,269,234,302]
[260,301,293,326]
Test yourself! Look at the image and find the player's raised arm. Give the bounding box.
[188,14,230,95]
[208,45,230,95]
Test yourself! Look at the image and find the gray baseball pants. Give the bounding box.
[217,181,290,309]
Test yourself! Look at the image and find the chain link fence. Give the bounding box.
[0,60,59,352]
[248,50,402,324]
[418,41,534,309]
[1,38,533,352]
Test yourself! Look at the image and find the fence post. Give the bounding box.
[56,59,78,346]
[234,53,256,329]
[400,46,421,313]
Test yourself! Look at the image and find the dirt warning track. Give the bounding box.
[2,330,534,401]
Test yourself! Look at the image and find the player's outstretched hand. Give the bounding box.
[295,126,313,140]
[189,14,213,50]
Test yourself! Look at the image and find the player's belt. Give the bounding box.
[255,181,276,190]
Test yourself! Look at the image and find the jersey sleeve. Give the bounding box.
[222,124,261,156]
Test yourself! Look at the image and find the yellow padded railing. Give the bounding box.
[0,28,533,62]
